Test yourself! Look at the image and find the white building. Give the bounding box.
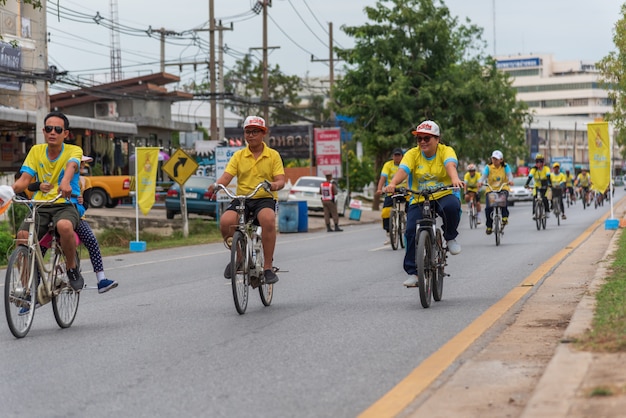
[496,54,621,171]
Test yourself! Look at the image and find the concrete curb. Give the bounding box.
[520,226,621,417]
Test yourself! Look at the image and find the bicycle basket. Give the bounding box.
[487,191,507,207]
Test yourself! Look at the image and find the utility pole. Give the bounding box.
[217,21,233,142]
[151,27,178,73]
[311,22,342,123]
[36,1,49,144]
[209,0,217,142]
[109,0,122,81]
[250,1,279,124]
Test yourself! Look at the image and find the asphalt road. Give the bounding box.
[0,191,619,417]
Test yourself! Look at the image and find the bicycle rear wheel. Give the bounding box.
[433,230,445,302]
[256,243,273,307]
[389,210,399,250]
[52,250,80,328]
[416,230,433,308]
[494,209,501,246]
[399,211,406,249]
[535,200,542,230]
[4,246,36,338]
[230,231,249,314]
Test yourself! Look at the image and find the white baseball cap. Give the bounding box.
[0,184,15,215]
[491,150,504,160]
[412,120,440,137]
[243,116,268,132]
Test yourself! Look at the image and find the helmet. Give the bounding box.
[552,162,560,168]
[535,153,544,162]
[467,164,476,171]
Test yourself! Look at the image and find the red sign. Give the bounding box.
[314,128,342,177]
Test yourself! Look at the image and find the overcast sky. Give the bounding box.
[45,0,623,91]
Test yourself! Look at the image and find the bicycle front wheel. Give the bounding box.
[231,231,250,315]
[4,246,36,338]
[416,230,433,309]
[52,250,80,329]
[389,210,399,250]
[469,202,476,229]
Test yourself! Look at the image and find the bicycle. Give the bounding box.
[467,192,479,229]
[4,195,81,338]
[565,187,573,208]
[551,187,563,226]
[398,185,455,309]
[594,189,604,209]
[532,188,547,230]
[215,181,274,315]
[485,184,507,246]
[388,190,407,250]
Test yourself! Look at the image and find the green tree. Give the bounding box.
[333,0,529,178]
[597,4,626,157]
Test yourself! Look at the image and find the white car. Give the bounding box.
[287,176,349,216]
[507,176,533,206]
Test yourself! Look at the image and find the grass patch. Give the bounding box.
[97,219,223,257]
[576,230,626,352]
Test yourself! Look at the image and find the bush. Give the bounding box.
[0,226,15,265]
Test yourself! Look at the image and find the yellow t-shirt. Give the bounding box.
[225,143,284,199]
[565,173,574,187]
[528,165,551,189]
[380,160,406,188]
[21,143,82,204]
[551,172,566,186]
[464,171,480,192]
[483,163,511,192]
[399,143,458,203]
[576,173,591,187]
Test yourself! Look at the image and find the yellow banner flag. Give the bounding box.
[587,122,611,193]
[136,147,160,215]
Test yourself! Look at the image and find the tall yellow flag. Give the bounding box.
[136,147,160,215]
[587,122,611,193]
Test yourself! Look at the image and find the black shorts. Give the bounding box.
[19,204,80,239]
[225,198,276,224]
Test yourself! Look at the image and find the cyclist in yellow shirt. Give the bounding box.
[525,153,552,219]
[574,167,592,203]
[463,164,482,224]
[550,163,567,220]
[564,169,575,203]
[376,148,406,244]
[208,116,285,284]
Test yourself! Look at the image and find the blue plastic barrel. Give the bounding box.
[278,202,299,233]
[296,200,308,232]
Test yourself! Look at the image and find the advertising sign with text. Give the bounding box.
[314,128,342,178]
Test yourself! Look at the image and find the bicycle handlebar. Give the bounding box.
[214,181,271,201]
[12,193,65,205]
[484,183,507,193]
[394,185,459,196]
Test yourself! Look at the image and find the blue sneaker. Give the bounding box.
[18,300,41,316]
[97,278,118,294]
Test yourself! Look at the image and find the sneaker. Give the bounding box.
[383,232,390,245]
[263,269,279,284]
[97,278,118,294]
[562,214,567,220]
[403,276,418,287]
[67,268,84,292]
[18,300,41,316]
[447,239,461,255]
[476,218,481,225]
[502,217,508,226]
[486,227,493,235]
[224,263,231,279]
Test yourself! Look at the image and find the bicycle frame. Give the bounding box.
[388,191,408,250]
[485,184,507,246]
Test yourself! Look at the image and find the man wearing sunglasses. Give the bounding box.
[383,120,464,287]
[12,111,85,292]
[208,116,285,285]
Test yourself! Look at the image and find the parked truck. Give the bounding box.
[87,175,133,208]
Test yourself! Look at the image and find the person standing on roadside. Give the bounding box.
[376,148,405,243]
[12,111,85,292]
[320,172,343,232]
[208,116,285,284]
[383,120,464,287]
